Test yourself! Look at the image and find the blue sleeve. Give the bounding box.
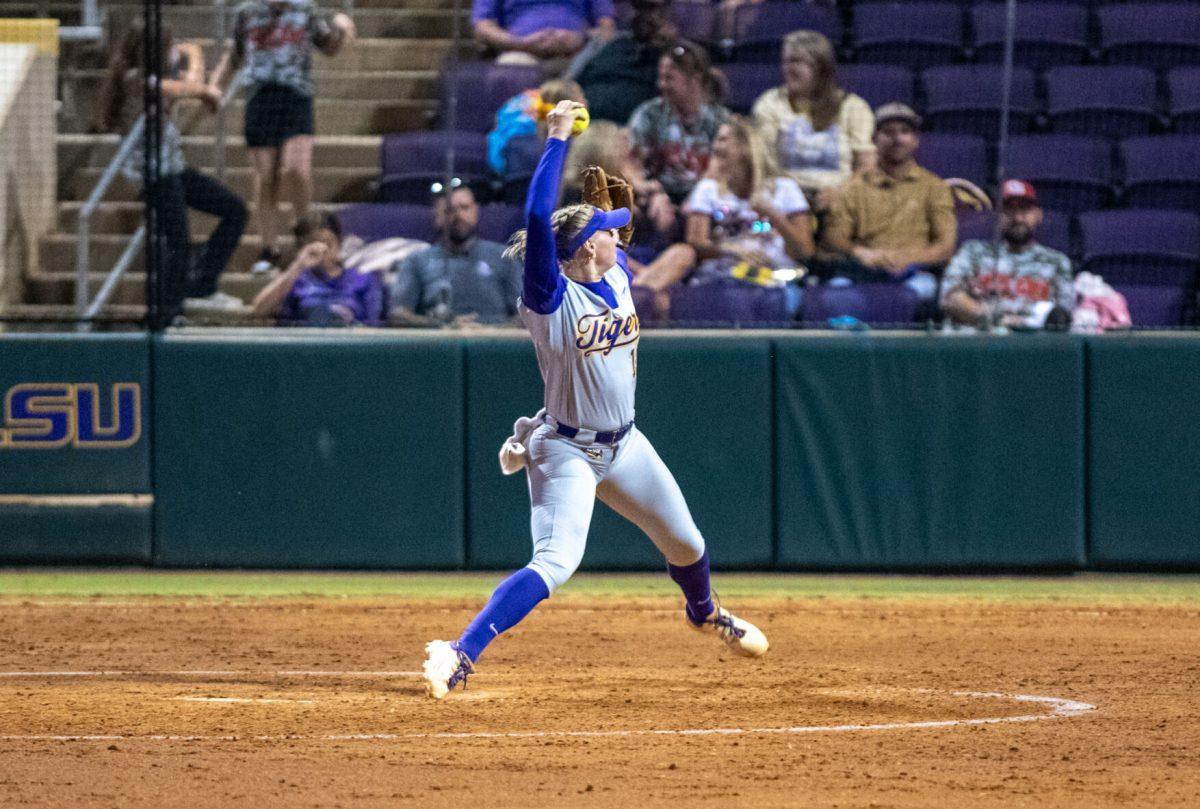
[471,0,499,25]
[522,137,568,315]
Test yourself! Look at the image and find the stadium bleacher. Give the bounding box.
[11,0,1200,327]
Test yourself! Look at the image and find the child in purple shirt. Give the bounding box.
[473,0,615,60]
[251,216,383,326]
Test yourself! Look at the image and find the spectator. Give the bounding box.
[209,0,356,274]
[819,103,956,303]
[751,30,875,206]
[563,120,694,311]
[941,180,1075,330]
[488,79,587,177]
[569,0,677,125]
[684,117,814,295]
[628,40,731,204]
[389,187,523,327]
[96,23,247,318]
[473,0,616,66]
[252,215,383,325]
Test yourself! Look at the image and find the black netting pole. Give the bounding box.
[444,0,461,190]
[994,0,1018,197]
[143,0,167,329]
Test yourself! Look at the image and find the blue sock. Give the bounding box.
[456,567,550,662]
[667,550,714,626]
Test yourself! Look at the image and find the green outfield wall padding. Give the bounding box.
[152,335,465,568]
[774,336,1086,569]
[0,502,151,562]
[465,335,775,571]
[1087,337,1200,568]
[0,334,150,494]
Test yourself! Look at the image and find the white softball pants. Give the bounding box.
[524,424,706,593]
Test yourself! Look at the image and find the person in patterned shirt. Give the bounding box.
[627,40,730,204]
[209,0,355,274]
[941,180,1075,329]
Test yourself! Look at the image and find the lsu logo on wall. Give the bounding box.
[0,383,141,449]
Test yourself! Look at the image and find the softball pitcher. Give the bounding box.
[423,100,768,700]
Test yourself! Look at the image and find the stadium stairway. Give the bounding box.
[7,0,469,325]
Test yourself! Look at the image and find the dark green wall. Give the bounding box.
[775,336,1086,569]
[464,336,774,571]
[152,335,465,568]
[2,331,1199,571]
[0,334,151,562]
[1088,337,1200,568]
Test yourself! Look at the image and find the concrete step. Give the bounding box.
[62,68,439,109]
[162,0,451,8]
[26,269,279,307]
[64,165,378,203]
[60,94,438,136]
[184,37,467,72]
[57,200,347,235]
[102,6,468,40]
[59,133,383,172]
[0,303,147,330]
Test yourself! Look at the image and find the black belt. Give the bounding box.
[555,419,635,446]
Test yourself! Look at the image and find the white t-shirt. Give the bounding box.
[684,176,810,268]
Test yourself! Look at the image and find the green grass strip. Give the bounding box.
[0,570,1198,603]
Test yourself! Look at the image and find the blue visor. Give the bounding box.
[564,207,632,258]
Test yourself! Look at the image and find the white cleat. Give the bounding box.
[422,640,474,700]
[689,607,769,658]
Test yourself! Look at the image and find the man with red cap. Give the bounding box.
[941,179,1075,329]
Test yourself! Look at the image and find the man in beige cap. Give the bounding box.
[818,102,957,304]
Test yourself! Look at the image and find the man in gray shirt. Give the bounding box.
[390,187,523,326]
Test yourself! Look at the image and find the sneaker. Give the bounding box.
[250,248,281,275]
[184,291,244,311]
[422,640,474,700]
[689,606,769,658]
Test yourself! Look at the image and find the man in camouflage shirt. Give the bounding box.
[941,180,1075,329]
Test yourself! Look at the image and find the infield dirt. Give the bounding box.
[0,593,1197,807]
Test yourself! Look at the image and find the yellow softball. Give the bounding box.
[571,107,590,136]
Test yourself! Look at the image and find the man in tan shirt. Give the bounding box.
[819,103,956,302]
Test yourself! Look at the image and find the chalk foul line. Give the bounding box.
[0,671,1096,742]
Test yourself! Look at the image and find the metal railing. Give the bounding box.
[59,0,101,42]
[75,115,146,322]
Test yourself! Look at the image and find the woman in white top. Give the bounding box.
[751,30,876,205]
[684,116,814,279]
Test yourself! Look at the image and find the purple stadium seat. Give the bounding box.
[377,132,491,204]
[922,66,1037,137]
[971,2,1088,71]
[1168,68,1200,134]
[838,64,914,110]
[728,1,843,63]
[1005,135,1112,215]
[475,203,523,244]
[630,284,662,325]
[380,131,487,177]
[498,135,543,204]
[667,279,789,327]
[1112,283,1187,328]
[956,208,1074,258]
[336,203,436,244]
[1079,210,1200,287]
[916,133,989,188]
[720,62,779,115]
[853,2,964,71]
[799,283,920,328]
[1098,3,1200,72]
[672,0,718,45]
[1121,136,1200,211]
[443,63,540,133]
[1045,67,1159,139]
